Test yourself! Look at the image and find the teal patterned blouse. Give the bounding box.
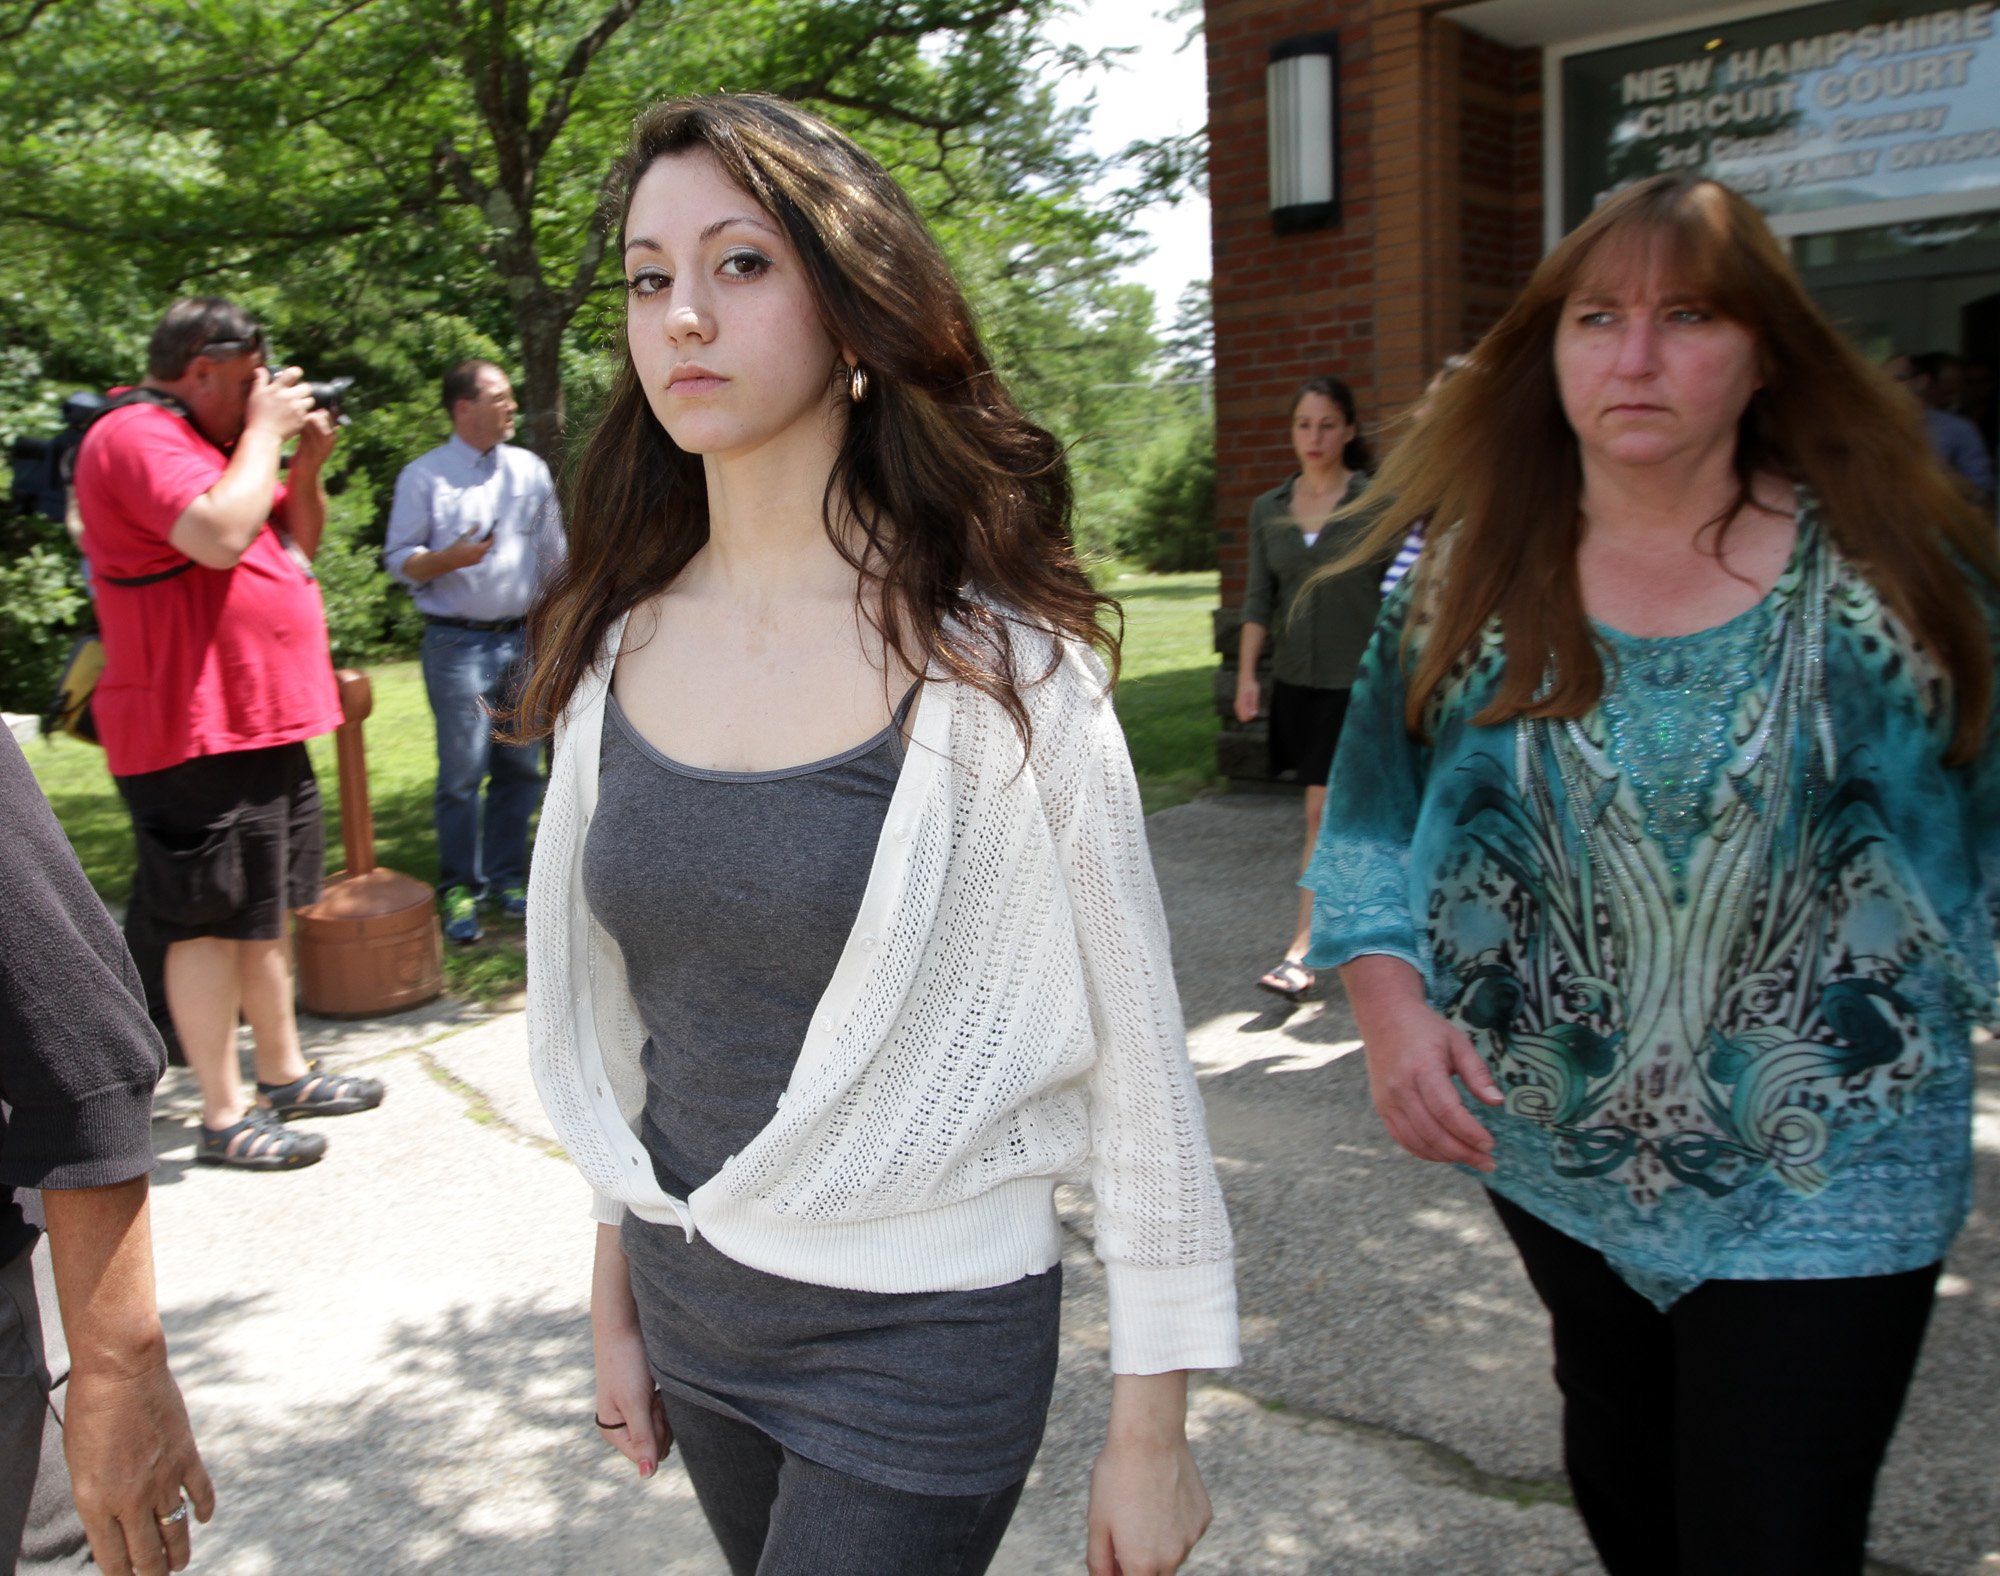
[1304,500,2000,1308]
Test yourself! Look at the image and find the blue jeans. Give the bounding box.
[661,1392,1024,1576]
[419,623,543,896]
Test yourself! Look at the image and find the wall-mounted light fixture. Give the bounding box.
[1268,32,1340,233]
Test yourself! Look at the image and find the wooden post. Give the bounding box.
[292,668,443,1018]
[334,670,376,877]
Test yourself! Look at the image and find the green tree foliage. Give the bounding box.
[0,0,1200,709]
[1098,282,1216,573]
[1112,412,1215,573]
[0,0,1122,451]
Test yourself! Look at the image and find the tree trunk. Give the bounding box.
[515,299,568,463]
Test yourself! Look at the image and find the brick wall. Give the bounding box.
[1458,28,1543,347]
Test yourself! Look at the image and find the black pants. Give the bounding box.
[0,1245,91,1575]
[1491,1191,1938,1576]
[662,1392,1024,1576]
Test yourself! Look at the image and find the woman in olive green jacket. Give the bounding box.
[1234,375,1379,1002]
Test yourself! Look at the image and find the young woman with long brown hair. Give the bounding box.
[1306,175,2000,1574]
[514,94,1236,1576]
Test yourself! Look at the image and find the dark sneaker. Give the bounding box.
[442,885,483,944]
[495,886,529,920]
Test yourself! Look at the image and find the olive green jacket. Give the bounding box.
[1241,471,1383,690]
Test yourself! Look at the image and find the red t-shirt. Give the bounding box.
[72,403,342,778]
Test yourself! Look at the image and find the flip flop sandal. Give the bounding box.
[197,1108,326,1170]
[1257,958,1316,1002]
[257,1060,387,1119]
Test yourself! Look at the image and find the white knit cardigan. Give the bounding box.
[526,611,1240,1375]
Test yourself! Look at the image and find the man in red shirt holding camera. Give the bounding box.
[73,298,384,1171]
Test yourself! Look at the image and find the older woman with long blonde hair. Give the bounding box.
[1306,174,2000,1574]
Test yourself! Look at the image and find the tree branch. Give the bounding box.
[775,0,1028,115]
[448,0,538,216]
[147,0,387,93]
[860,0,1022,46]
[281,48,441,132]
[0,0,62,45]
[431,138,492,210]
[528,0,646,164]
[559,158,629,318]
[791,88,962,131]
[0,200,382,247]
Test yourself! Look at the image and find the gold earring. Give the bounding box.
[849,364,869,404]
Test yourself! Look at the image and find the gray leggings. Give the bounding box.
[662,1392,1025,1576]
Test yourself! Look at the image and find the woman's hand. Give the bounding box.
[1342,956,1502,1171]
[1234,621,1268,725]
[1232,673,1261,725]
[1087,1373,1211,1576]
[591,1223,670,1479]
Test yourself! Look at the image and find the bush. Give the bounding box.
[1112,412,1217,573]
[314,476,425,665]
[0,518,88,714]
[0,347,97,715]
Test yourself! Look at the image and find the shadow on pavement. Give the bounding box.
[160,1292,723,1575]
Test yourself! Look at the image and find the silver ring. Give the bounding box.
[156,1498,190,1527]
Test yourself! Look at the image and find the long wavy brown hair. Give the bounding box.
[509,93,1115,747]
[1331,174,2000,763]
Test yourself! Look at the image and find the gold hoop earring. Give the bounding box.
[848,364,869,404]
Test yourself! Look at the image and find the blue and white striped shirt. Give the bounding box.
[1379,524,1425,598]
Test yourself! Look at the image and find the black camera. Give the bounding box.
[8,375,357,521]
[305,376,355,423]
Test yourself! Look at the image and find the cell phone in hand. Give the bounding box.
[464,520,495,543]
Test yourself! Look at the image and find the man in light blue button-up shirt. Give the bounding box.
[384,360,565,940]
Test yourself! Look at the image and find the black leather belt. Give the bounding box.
[425,615,525,633]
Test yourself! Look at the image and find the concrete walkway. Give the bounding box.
[119,794,1997,1574]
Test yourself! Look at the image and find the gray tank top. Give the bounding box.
[581,688,1060,1495]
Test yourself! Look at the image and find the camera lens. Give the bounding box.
[305,376,355,412]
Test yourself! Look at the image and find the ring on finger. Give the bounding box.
[156,1497,190,1527]
[594,1414,627,1430]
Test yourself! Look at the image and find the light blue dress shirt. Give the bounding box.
[383,434,565,621]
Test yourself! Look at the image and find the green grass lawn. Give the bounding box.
[1105,568,1223,814]
[24,569,1220,1003]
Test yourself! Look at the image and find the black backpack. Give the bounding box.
[37,389,207,743]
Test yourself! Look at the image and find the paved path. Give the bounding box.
[111,794,1995,1573]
